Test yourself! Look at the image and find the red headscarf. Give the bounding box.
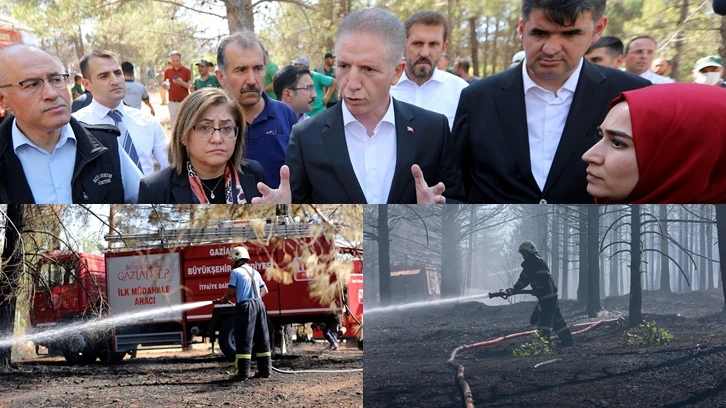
[605,83,726,204]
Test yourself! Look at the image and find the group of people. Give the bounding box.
[1,0,725,205]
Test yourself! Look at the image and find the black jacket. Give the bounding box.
[136,160,266,204]
[454,60,652,203]
[513,254,558,300]
[0,115,126,204]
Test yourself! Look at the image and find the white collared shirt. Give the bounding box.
[341,96,397,204]
[639,70,675,84]
[390,68,468,130]
[11,118,141,203]
[73,100,170,176]
[522,58,583,192]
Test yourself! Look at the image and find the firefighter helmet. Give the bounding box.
[518,241,538,255]
[228,246,250,262]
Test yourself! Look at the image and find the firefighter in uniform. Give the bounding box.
[215,246,272,380]
[506,242,574,347]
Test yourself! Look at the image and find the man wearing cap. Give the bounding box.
[215,246,271,381]
[293,55,337,116]
[390,10,469,131]
[693,55,725,88]
[315,51,339,109]
[190,59,221,91]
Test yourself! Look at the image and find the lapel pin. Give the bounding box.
[407,126,414,133]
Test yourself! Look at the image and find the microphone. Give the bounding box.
[715,0,726,15]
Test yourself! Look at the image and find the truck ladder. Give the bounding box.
[104,222,321,249]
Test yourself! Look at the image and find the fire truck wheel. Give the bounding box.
[62,337,102,365]
[218,318,236,362]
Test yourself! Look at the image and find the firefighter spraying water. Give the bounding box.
[490,242,574,347]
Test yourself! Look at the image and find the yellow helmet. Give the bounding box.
[518,241,537,255]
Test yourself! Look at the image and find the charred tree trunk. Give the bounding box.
[708,206,715,290]
[551,207,561,293]
[465,206,475,290]
[629,205,643,325]
[658,205,671,293]
[377,205,391,306]
[0,205,24,366]
[700,209,707,290]
[715,205,726,311]
[562,223,570,300]
[577,206,588,304]
[587,206,601,317]
[441,205,462,298]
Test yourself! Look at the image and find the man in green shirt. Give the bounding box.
[264,51,279,99]
[190,60,221,91]
[71,74,84,99]
[315,51,338,108]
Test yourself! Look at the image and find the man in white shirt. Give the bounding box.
[624,36,675,84]
[73,50,169,177]
[0,44,141,204]
[250,8,464,204]
[390,10,468,130]
[454,0,651,203]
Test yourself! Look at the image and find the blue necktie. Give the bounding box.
[107,109,142,172]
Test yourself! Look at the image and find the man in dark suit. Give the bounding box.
[251,7,464,204]
[454,0,651,204]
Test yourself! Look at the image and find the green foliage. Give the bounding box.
[624,320,674,347]
[513,332,553,357]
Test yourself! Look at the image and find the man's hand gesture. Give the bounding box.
[251,165,292,204]
[412,164,446,204]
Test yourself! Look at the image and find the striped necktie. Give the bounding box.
[107,109,142,172]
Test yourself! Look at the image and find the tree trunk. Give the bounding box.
[551,207,560,293]
[658,204,671,293]
[223,0,255,33]
[715,205,726,311]
[0,205,24,366]
[562,223,569,300]
[708,205,714,290]
[465,206,475,290]
[377,205,391,306]
[469,16,480,77]
[577,206,588,304]
[629,205,643,325]
[671,0,690,80]
[586,206,601,317]
[441,205,462,298]
[700,208,707,291]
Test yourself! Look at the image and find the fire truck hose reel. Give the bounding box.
[448,318,619,408]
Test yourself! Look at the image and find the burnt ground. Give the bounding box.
[364,290,726,408]
[0,343,362,408]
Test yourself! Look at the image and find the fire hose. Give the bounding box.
[447,290,618,408]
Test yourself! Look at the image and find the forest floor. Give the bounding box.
[364,290,726,408]
[0,342,362,408]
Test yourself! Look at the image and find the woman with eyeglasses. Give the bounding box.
[582,83,726,204]
[137,87,265,203]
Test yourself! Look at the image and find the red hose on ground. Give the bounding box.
[447,319,619,408]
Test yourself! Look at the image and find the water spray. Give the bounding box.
[0,301,213,349]
[366,290,534,315]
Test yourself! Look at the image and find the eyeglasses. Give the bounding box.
[192,125,238,139]
[289,84,315,92]
[0,74,70,94]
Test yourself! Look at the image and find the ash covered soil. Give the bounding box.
[364,290,726,408]
[0,343,362,408]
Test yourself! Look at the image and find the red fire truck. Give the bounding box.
[30,221,363,364]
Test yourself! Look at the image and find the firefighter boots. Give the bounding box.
[252,354,271,378]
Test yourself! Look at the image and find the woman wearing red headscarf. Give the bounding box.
[582,83,726,203]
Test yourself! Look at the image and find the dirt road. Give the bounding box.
[0,343,362,408]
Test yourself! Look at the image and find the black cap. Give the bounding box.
[196,59,213,67]
[324,52,335,59]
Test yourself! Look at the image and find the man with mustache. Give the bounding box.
[216,31,297,188]
[273,65,317,122]
[0,45,142,203]
[390,10,468,131]
[454,0,650,204]
[74,50,169,177]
